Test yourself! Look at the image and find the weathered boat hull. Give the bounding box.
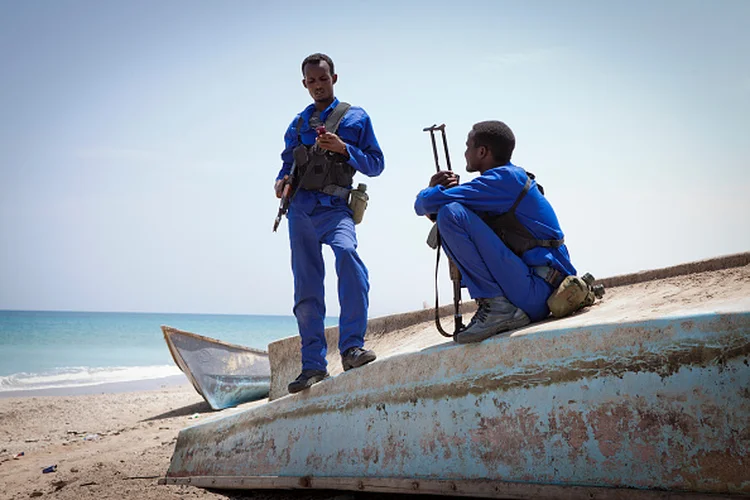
[163,309,750,496]
[162,325,270,410]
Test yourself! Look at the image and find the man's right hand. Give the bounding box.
[274,175,289,199]
[429,170,459,188]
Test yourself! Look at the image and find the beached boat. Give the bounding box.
[161,325,271,410]
[161,254,750,498]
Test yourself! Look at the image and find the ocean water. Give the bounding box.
[0,310,334,394]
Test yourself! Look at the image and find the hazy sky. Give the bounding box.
[1,0,748,318]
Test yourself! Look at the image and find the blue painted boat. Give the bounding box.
[160,256,750,497]
[162,325,270,410]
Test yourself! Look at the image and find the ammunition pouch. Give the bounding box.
[296,149,355,191]
[292,101,355,193]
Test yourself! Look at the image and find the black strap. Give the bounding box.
[536,238,565,249]
[324,102,351,134]
[295,101,351,140]
[433,234,454,338]
[534,266,565,288]
[525,173,563,249]
[295,116,304,143]
[480,178,565,255]
[509,176,531,213]
[546,267,564,288]
[320,184,350,199]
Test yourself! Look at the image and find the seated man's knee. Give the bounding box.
[437,202,468,229]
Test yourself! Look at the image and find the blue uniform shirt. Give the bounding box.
[277,98,384,212]
[414,163,577,276]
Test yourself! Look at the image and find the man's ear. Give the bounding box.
[302,79,308,89]
[332,73,338,85]
[478,145,489,159]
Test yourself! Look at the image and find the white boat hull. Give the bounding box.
[162,326,270,410]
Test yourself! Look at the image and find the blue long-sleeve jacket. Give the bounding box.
[414,163,577,276]
[277,98,384,209]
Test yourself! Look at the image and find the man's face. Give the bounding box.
[464,131,482,173]
[302,61,337,104]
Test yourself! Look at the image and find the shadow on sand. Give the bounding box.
[142,400,214,422]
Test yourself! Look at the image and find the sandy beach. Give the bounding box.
[1,382,225,499]
[0,382,372,500]
[0,382,451,500]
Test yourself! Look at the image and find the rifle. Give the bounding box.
[273,127,327,232]
[423,124,465,338]
[272,159,297,233]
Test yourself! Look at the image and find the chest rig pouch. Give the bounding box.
[293,102,355,192]
[481,171,565,256]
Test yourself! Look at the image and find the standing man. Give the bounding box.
[414,121,576,344]
[275,53,384,393]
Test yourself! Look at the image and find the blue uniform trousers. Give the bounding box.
[437,202,552,322]
[288,203,369,371]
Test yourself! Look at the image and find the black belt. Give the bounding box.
[320,185,350,199]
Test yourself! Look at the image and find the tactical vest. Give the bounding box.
[481,171,565,256]
[293,102,355,192]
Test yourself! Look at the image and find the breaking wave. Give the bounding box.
[0,365,182,392]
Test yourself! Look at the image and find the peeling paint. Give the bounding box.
[167,311,750,495]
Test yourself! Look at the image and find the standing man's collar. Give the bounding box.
[303,97,340,122]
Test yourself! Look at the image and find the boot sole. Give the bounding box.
[454,314,531,344]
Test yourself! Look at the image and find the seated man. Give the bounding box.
[414,120,577,344]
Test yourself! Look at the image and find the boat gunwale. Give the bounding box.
[161,325,270,357]
[174,311,750,429]
[159,474,743,499]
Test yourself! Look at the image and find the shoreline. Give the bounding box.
[0,374,189,399]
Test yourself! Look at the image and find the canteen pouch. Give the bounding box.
[546,275,595,318]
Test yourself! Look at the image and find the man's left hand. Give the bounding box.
[317,133,349,157]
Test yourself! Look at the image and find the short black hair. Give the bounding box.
[471,121,516,165]
[301,53,335,76]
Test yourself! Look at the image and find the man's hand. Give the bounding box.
[429,170,460,188]
[316,132,349,157]
[274,175,289,199]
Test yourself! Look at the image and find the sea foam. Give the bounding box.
[0,365,182,392]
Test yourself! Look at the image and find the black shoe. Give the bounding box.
[287,369,329,394]
[454,296,530,344]
[341,347,376,371]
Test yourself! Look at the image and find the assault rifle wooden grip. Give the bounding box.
[273,181,293,232]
